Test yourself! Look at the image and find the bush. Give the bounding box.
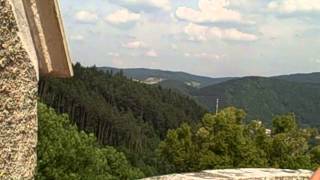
[36,103,144,180]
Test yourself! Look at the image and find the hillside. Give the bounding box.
[98,68,320,127]
[192,77,320,127]
[39,63,207,175]
[99,67,233,89]
[158,79,197,95]
[37,65,320,177]
[275,72,320,84]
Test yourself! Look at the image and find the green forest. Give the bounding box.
[192,77,320,127]
[37,64,320,179]
[38,63,206,176]
[100,67,320,128]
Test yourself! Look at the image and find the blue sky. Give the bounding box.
[59,0,320,77]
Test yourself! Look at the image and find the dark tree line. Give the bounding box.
[38,63,207,175]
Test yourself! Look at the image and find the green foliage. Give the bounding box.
[157,124,198,173]
[275,72,320,84]
[269,114,315,169]
[310,146,320,166]
[39,63,206,175]
[192,77,320,127]
[37,103,144,180]
[159,80,197,95]
[157,107,319,174]
[272,114,297,134]
[38,65,320,176]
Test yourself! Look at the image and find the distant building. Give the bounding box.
[0,0,72,179]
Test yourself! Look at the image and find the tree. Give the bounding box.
[37,103,144,180]
[157,107,318,174]
[310,146,320,168]
[272,114,297,134]
[157,107,268,173]
[157,124,198,173]
[269,114,312,169]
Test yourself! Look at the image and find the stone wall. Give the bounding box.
[144,169,313,180]
[0,0,38,179]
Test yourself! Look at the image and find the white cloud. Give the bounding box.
[171,44,178,50]
[109,0,171,11]
[108,52,120,57]
[145,49,158,57]
[111,58,126,67]
[146,0,171,11]
[70,34,85,41]
[75,10,98,23]
[176,0,247,24]
[184,52,224,60]
[184,53,191,57]
[230,0,255,6]
[122,41,147,49]
[310,57,320,64]
[184,23,258,41]
[105,9,141,25]
[259,17,313,40]
[268,0,320,13]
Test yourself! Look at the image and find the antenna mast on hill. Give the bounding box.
[216,98,219,115]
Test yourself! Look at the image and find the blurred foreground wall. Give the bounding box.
[0,0,38,178]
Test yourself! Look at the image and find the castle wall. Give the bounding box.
[0,0,38,179]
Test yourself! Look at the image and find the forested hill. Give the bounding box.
[274,72,320,84]
[97,67,320,128]
[192,76,320,127]
[99,66,233,88]
[38,63,207,175]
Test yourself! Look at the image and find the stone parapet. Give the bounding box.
[144,168,313,180]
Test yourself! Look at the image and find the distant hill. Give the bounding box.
[158,79,197,95]
[192,76,320,127]
[99,67,320,127]
[274,72,320,84]
[99,67,234,89]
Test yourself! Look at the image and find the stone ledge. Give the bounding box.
[143,168,313,180]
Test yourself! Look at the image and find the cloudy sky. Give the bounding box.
[60,0,320,77]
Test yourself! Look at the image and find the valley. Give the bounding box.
[100,67,320,128]
[37,64,320,177]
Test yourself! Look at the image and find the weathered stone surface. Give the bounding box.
[21,0,73,78]
[0,0,37,179]
[143,169,313,180]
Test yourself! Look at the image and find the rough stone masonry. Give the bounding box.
[0,0,38,179]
